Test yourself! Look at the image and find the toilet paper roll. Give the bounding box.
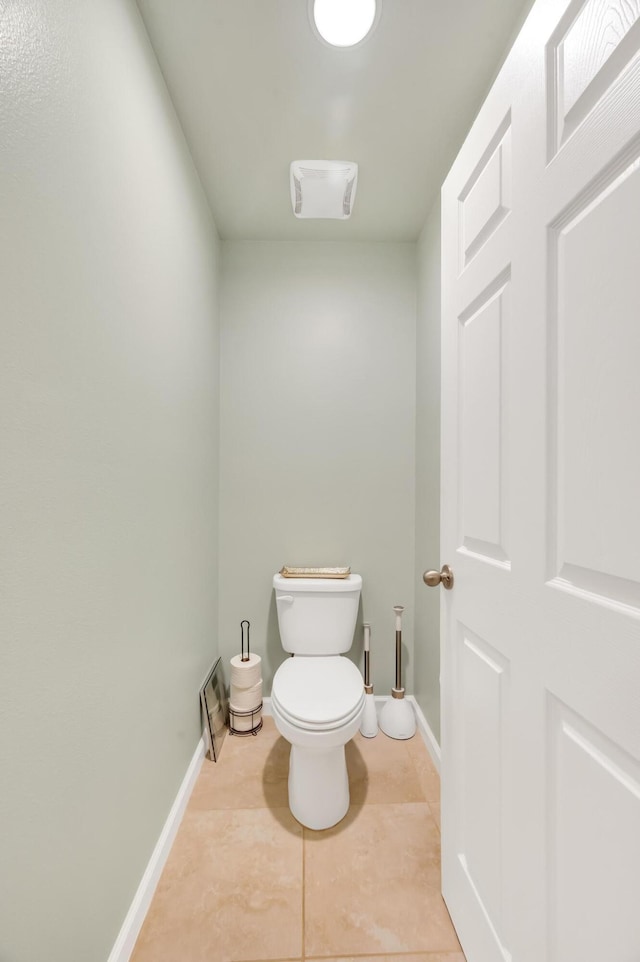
[230,680,263,712]
[230,707,262,734]
[230,666,261,690]
[230,653,262,689]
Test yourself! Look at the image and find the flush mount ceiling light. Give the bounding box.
[311,0,378,48]
[290,160,358,219]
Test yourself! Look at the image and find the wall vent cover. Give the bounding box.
[290,160,358,219]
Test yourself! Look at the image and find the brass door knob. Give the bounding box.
[423,565,454,589]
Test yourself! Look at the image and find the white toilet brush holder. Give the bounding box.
[379,605,416,740]
[359,623,378,738]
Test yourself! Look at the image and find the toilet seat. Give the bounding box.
[272,692,365,732]
[272,656,365,731]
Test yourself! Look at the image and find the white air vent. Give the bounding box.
[290,160,358,219]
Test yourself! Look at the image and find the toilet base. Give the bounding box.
[288,744,349,831]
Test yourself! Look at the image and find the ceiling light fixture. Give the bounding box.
[311,0,378,48]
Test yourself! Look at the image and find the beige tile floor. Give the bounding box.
[132,717,465,962]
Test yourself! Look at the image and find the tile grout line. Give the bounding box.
[232,952,463,962]
[189,798,436,812]
[305,953,463,960]
[305,951,463,959]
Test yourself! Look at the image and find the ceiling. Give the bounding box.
[137,0,534,241]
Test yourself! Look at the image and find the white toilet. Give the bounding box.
[271,572,365,830]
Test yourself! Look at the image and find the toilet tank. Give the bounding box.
[273,573,362,655]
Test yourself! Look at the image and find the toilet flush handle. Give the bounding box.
[278,594,294,605]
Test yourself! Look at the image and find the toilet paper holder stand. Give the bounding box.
[229,702,263,737]
[240,619,251,662]
[229,619,263,737]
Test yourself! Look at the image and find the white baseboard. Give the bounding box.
[407,695,441,773]
[107,736,206,962]
[263,694,440,773]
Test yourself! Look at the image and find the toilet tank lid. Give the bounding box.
[273,573,362,593]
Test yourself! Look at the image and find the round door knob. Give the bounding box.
[423,564,454,589]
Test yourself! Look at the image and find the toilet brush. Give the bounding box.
[359,623,378,738]
[379,605,416,739]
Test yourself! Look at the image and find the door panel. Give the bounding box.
[459,116,512,270]
[440,1,640,960]
[459,276,510,567]
[547,696,640,961]
[459,626,509,935]
[549,151,640,604]
[548,0,640,155]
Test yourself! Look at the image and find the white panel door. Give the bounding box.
[440,2,640,961]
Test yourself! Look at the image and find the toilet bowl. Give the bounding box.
[272,572,364,830]
[271,655,365,830]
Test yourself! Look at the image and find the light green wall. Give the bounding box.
[414,198,442,740]
[219,241,416,696]
[0,2,221,960]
